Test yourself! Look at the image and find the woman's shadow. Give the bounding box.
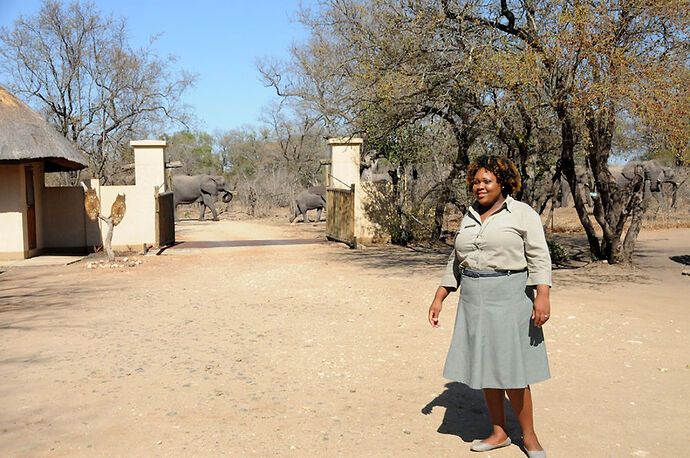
[421,382,522,447]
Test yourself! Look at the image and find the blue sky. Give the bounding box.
[0,0,313,133]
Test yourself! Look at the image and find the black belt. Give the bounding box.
[462,268,527,278]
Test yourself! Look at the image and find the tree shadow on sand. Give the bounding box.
[421,382,524,448]
[669,255,690,266]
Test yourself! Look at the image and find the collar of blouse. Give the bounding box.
[468,194,515,223]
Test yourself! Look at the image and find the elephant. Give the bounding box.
[615,160,679,210]
[555,165,594,208]
[172,174,233,221]
[360,155,398,184]
[289,185,326,223]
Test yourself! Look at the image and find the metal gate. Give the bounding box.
[326,185,356,248]
[156,191,175,247]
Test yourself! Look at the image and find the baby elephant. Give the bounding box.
[290,186,326,223]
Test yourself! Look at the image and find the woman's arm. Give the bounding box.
[429,286,452,328]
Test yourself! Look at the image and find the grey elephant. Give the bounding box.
[616,160,679,209]
[555,166,594,207]
[172,174,233,221]
[360,155,398,183]
[289,185,326,223]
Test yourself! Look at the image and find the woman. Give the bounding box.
[428,155,551,458]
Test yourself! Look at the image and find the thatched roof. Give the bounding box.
[0,86,88,171]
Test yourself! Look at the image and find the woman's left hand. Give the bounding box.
[532,285,551,327]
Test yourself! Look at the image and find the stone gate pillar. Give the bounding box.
[327,137,362,189]
[131,139,167,190]
[327,137,390,246]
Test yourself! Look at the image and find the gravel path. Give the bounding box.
[1,219,688,456]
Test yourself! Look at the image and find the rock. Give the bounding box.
[122,257,128,262]
[681,269,690,276]
[128,261,136,267]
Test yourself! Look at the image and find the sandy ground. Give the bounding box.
[1,214,689,457]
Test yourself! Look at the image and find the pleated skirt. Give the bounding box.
[443,270,550,389]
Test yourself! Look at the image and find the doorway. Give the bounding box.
[25,166,37,250]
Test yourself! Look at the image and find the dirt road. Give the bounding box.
[1,218,688,456]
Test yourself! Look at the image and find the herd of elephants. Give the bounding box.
[171,159,681,222]
[171,174,326,222]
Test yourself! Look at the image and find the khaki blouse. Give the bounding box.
[440,196,552,290]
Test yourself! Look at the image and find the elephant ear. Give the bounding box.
[200,175,217,195]
[622,161,644,180]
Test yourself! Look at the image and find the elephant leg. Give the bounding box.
[198,201,206,220]
[289,205,299,223]
[201,193,219,221]
[315,207,323,222]
[652,190,666,212]
[301,205,309,223]
[670,184,679,208]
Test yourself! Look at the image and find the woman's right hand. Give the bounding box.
[428,286,451,328]
[428,300,442,328]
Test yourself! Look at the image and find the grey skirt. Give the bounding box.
[443,270,550,389]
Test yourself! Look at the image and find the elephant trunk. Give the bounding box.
[222,191,233,203]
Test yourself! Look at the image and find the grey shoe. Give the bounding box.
[526,450,546,458]
[470,437,511,452]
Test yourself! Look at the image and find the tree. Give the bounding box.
[213,103,328,217]
[163,131,216,175]
[0,0,195,184]
[259,1,489,238]
[443,0,689,263]
[260,1,564,240]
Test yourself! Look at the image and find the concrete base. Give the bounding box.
[0,255,86,267]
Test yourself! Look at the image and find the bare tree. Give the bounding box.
[442,0,689,263]
[0,0,195,184]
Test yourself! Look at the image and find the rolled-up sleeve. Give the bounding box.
[522,208,552,286]
[440,249,462,291]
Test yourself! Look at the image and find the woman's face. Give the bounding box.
[472,167,503,207]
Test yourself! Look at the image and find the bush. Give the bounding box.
[547,239,569,264]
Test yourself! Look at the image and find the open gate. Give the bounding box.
[156,191,175,247]
[326,185,356,248]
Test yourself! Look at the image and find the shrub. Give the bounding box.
[547,239,569,264]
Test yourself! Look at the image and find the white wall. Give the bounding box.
[0,165,24,258]
[97,185,157,249]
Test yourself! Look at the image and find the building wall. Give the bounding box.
[42,185,93,251]
[0,165,24,259]
[97,184,157,250]
[1,140,168,258]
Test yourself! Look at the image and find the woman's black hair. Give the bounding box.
[466,155,522,196]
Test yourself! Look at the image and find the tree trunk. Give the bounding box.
[432,122,475,239]
[555,104,604,260]
[98,215,116,261]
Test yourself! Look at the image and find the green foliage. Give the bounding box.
[163,131,217,175]
[547,239,569,264]
[641,148,677,167]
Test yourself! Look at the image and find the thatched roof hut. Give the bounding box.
[0,85,87,172]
